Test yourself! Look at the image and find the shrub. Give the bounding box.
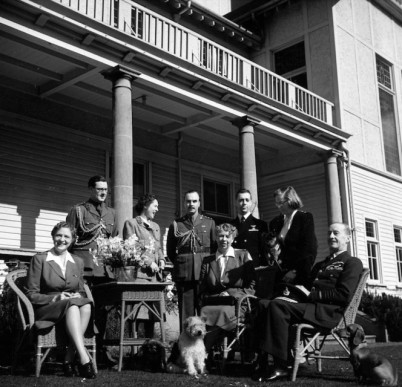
[359,291,402,341]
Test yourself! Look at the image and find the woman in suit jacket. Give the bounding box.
[122,193,166,337]
[269,186,317,287]
[25,222,95,379]
[199,223,256,352]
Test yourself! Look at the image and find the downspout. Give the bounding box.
[174,1,192,22]
[340,141,358,256]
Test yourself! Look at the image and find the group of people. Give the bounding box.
[24,175,363,382]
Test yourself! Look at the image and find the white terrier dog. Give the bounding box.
[167,316,207,376]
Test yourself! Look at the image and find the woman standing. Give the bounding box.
[122,193,166,280]
[269,186,317,287]
[25,222,96,378]
[122,193,166,337]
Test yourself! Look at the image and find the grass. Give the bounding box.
[0,343,400,387]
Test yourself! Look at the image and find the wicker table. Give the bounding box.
[92,280,171,371]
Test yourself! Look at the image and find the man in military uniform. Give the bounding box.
[231,189,268,267]
[66,175,118,282]
[167,190,216,330]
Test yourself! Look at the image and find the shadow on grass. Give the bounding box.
[1,343,401,386]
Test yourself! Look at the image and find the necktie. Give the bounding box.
[241,216,246,223]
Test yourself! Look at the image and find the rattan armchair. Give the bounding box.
[290,268,370,382]
[6,269,97,377]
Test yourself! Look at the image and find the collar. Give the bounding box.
[238,213,251,221]
[331,250,347,259]
[215,247,235,260]
[137,216,151,228]
[46,250,75,263]
[284,209,297,222]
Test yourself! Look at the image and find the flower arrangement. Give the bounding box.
[90,235,155,269]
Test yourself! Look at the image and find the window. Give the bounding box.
[203,179,230,216]
[394,227,402,282]
[365,220,380,280]
[274,41,307,89]
[376,56,401,175]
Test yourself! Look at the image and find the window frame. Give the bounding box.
[375,54,402,175]
[394,226,402,283]
[365,219,381,282]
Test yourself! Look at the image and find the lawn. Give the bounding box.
[0,343,400,387]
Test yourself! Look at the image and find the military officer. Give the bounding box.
[231,189,268,267]
[167,190,216,330]
[66,175,117,281]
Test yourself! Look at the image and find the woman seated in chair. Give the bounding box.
[25,221,96,378]
[199,223,256,353]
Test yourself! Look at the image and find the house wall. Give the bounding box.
[331,0,402,294]
[332,0,402,171]
[351,164,402,295]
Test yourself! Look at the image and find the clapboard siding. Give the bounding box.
[0,125,107,252]
[351,165,402,287]
[151,161,178,253]
[259,164,328,264]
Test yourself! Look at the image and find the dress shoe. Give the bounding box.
[63,362,75,377]
[78,361,96,379]
[257,367,288,382]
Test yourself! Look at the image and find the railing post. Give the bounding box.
[242,62,251,87]
[326,103,333,125]
[288,83,296,109]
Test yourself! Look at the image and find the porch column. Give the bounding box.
[232,115,261,217]
[103,66,139,234]
[325,150,343,224]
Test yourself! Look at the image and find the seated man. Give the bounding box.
[253,222,363,382]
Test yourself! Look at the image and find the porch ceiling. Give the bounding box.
[0,0,350,169]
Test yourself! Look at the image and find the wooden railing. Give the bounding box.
[54,0,333,124]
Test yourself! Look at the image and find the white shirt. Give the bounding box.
[46,250,75,277]
[215,247,236,280]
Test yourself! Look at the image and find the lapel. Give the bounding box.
[47,260,64,280]
[209,258,221,282]
[86,201,101,219]
[193,213,201,227]
[65,259,78,280]
[224,255,237,273]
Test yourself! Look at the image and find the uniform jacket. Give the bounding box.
[303,251,363,329]
[66,199,117,272]
[199,249,256,301]
[122,216,165,280]
[231,214,268,267]
[269,210,317,285]
[25,252,86,306]
[166,213,216,281]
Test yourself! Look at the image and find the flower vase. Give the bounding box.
[114,266,137,282]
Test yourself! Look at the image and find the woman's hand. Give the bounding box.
[53,291,81,302]
[150,261,159,273]
[219,291,230,297]
[282,270,297,283]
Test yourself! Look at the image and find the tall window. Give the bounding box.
[394,227,402,282]
[203,179,230,217]
[366,220,380,280]
[274,41,307,88]
[376,56,401,175]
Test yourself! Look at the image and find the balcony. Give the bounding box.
[52,0,333,125]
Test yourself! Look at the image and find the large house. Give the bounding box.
[0,0,401,296]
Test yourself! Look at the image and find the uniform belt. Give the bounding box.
[178,247,210,254]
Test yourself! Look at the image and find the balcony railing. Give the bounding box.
[54,0,333,124]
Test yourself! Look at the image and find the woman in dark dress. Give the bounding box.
[269,186,317,287]
[25,222,95,378]
[199,223,256,352]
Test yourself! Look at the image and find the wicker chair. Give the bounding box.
[290,268,370,382]
[210,266,278,372]
[6,269,97,377]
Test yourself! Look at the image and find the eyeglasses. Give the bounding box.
[95,188,108,192]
